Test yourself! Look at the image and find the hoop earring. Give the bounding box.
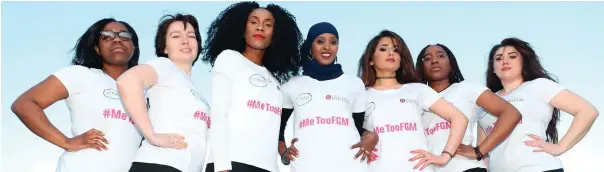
[307,49,314,61]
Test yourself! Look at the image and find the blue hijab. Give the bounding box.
[301,22,343,81]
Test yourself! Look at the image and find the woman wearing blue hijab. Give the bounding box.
[277,22,378,172]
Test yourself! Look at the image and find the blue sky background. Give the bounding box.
[2,1,603,172]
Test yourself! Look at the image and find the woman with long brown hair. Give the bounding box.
[357,30,468,171]
[475,37,599,172]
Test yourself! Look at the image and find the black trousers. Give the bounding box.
[463,167,488,172]
[129,162,182,172]
[205,161,269,172]
[465,168,564,172]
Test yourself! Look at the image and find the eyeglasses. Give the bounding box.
[100,30,133,41]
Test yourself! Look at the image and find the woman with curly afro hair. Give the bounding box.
[201,1,303,172]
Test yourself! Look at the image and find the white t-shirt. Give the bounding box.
[421,81,488,172]
[209,50,283,172]
[281,75,368,172]
[133,58,210,172]
[478,78,565,172]
[52,65,142,172]
[364,83,440,172]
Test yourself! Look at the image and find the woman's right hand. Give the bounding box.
[285,138,299,161]
[455,144,478,159]
[147,133,188,149]
[64,128,109,152]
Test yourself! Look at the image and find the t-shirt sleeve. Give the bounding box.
[476,107,489,119]
[417,84,441,111]
[144,57,173,83]
[363,101,375,132]
[281,82,294,109]
[211,49,239,75]
[353,79,368,113]
[209,50,238,172]
[532,78,566,103]
[460,81,489,103]
[52,65,88,97]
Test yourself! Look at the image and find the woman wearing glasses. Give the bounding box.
[11,18,142,172]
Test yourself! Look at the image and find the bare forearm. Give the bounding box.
[278,141,287,154]
[479,108,520,154]
[117,78,154,138]
[12,101,69,149]
[361,130,373,137]
[444,115,468,153]
[558,110,598,153]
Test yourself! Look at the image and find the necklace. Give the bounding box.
[376,76,396,79]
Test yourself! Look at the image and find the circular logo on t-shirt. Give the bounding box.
[366,102,375,117]
[103,89,120,99]
[249,74,268,87]
[325,95,332,100]
[295,93,312,106]
[399,98,406,103]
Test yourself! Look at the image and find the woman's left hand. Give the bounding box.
[350,131,379,163]
[409,149,451,170]
[524,134,565,156]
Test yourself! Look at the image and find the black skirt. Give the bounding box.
[205,161,269,172]
[129,162,181,172]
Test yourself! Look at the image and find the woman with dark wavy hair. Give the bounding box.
[476,37,599,172]
[201,1,303,172]
[415,44,521,172]
[11,18,141,172]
